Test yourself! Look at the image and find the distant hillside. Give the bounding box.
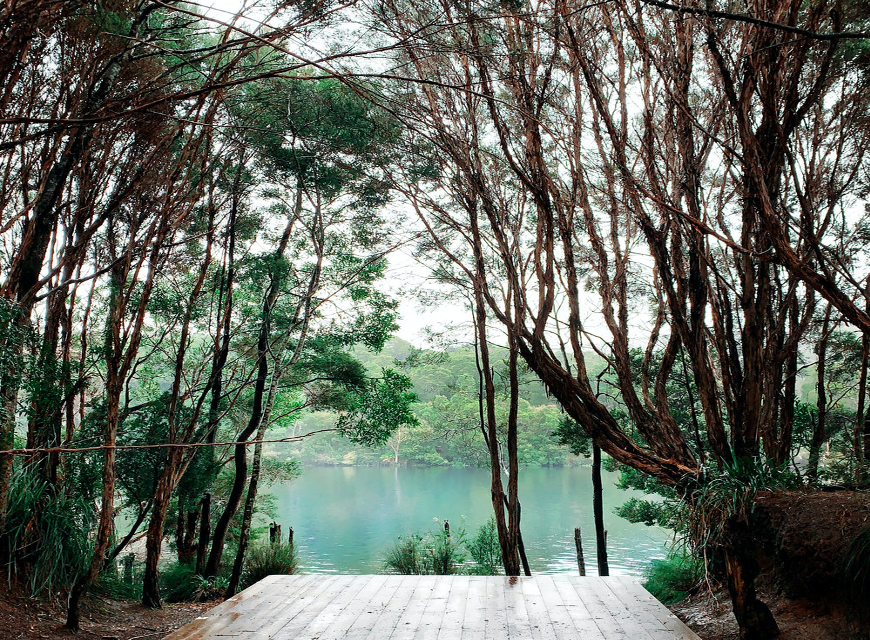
[267,338,609,467]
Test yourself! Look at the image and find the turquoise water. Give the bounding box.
[269,465,672,576]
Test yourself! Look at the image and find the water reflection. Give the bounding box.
[269,466,670,576]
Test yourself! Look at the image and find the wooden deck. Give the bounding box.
[164,574,700,640]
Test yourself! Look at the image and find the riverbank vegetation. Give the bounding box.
[1,1,870,639]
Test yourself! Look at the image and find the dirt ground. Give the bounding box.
[0,591,216,640]
[672,587,868,640]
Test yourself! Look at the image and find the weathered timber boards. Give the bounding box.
[164,575,701,640]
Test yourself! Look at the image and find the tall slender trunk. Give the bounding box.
[855,281,869,483]
[808,306,832,483]
[195,493,212,576]
[142,450,183,608]
[66,265,126,630]
[506,336,530,576]
[226,370,280,596]
[203,301,270,578]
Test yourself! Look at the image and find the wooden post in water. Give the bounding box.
[444,520,450,537]
[276,524,282,544]
[288,526,294,546]
[574,527,586,576]
[269,522,277,545]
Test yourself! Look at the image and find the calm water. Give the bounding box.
[270,466,671,577]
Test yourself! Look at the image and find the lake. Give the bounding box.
[270,466,672,576]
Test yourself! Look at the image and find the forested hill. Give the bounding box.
[267,338,607,467]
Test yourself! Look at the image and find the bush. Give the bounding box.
[466,518,502,575]
[240,542,298,589]
[161,562,229,602]
[643,550,704,604]
[385,533,427,575]
[841,525,870,603]
[5,464,95,598]
[384,521,465,575]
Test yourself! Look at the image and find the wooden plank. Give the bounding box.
[517,576,558,640]
[364,574,422,640]
[215,575,335,637]
[436,575,468,640]
[413,575,452,640]
[549,575,606,638]
[166,574,705,640]
[288,574,378,639]
[215,575,323,635]
[460,575,488,637]
[257,574,356,638]
[611,576,702,640]
[342,575,405,640]
[534,574,581,640]
[310,574,390,640]
[390,575,444,640]
[482,577,509,640]
[502,577,533,638]
[566,576,632,640]
[586,577,658,640]
[242,575,329,637]
[165,576,287,640]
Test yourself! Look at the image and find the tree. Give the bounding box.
[372,0,870,636]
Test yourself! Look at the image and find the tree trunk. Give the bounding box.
[855,281,869,483]
[226,369,279,596]
[65,374,121,630]
[592,443,609,576]
[808,307,832,483]
[203,302,270,578]
[196,493,211,576]
[473,300,519,576]
[723,521,780,640]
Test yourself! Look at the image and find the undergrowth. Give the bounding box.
[643,550,705,604]
[384,520,467,575]
[240,542,298,589]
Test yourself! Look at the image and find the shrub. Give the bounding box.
[385,533,426,575]
[466,518,502,575]
[240,542,298,589]
[841,525,870,603]
[161,562,229,602]
[5,464,95,598]
[643,550,704,605]
[384,521,465,575]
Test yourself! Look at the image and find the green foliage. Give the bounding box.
[240,543,299,589]
[841,525,870,606]
[384,521,466,575]
[467,518,502,575]
[4,465,95,597]
[643,550,704,605]
[684,457,799,551]
[94,564,142,601]
[553,416,591,457]
[337,369,418,446]
[615,497,680,529]
[161,563,229,603]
